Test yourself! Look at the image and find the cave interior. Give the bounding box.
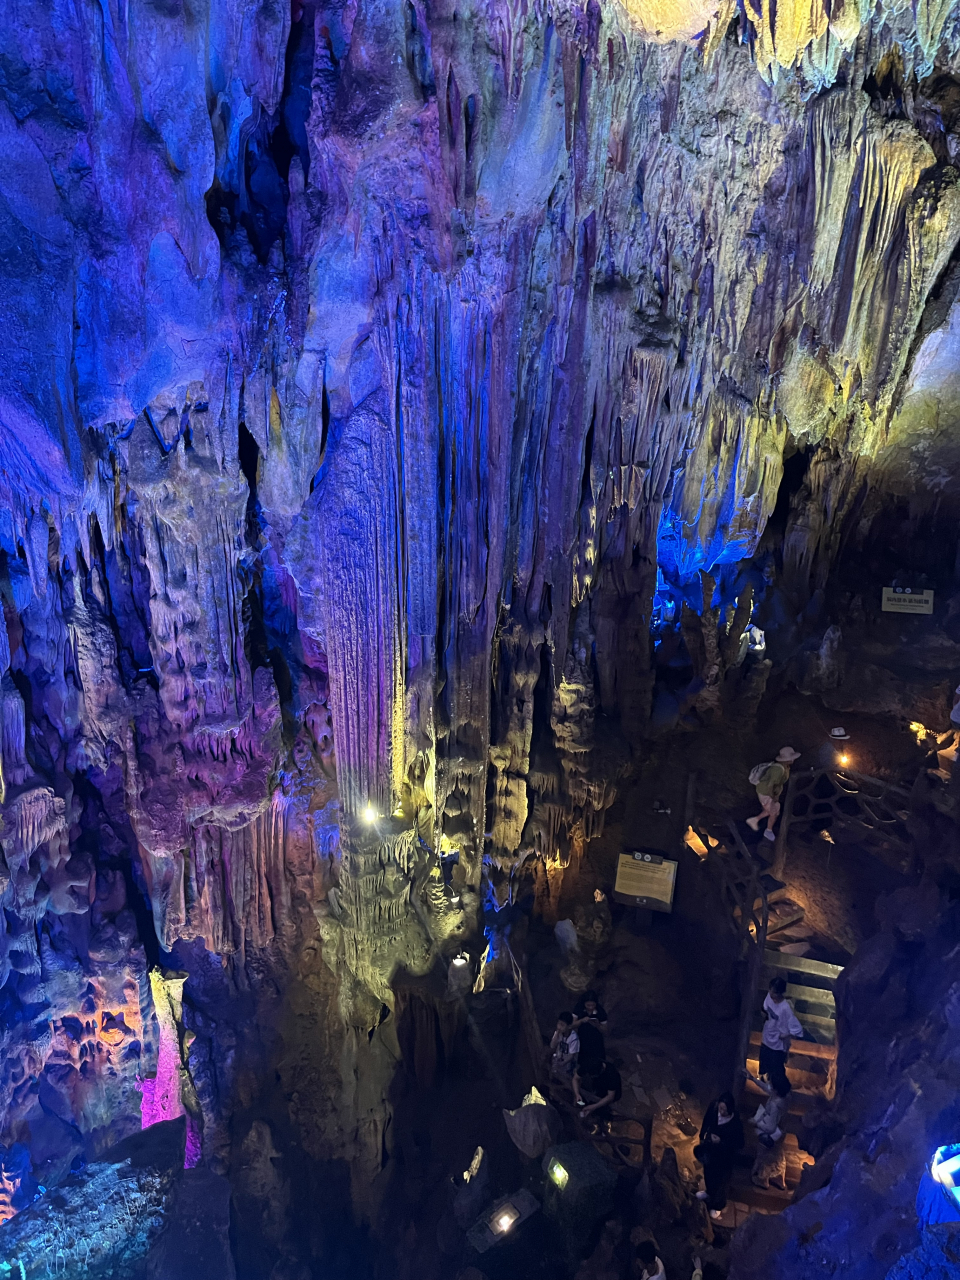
[1,0,960,1278]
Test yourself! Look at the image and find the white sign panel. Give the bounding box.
[882,587,934,615]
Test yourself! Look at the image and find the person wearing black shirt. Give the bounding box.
[693,1092,744,1215]
[574,1059,622,1118]
[573,990,608,1031]
[576,1018,605,1074]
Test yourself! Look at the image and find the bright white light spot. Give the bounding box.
[932,1148,960,1187]
[490,1203,519,1234]
[363,805,377,823]
[452,954,468,967]
[838,754,850,767]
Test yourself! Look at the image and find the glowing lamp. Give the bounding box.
[932,1146,960,1191]
[467,1188,540,1251]
[547,1158,569,1189]
[363,805,377,823]
[452,954,469,967]
[490,1203,520,1235]
[838,753,850,767]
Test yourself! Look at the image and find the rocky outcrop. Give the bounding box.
[729,884,960,1280]
[0,1118,186,1279]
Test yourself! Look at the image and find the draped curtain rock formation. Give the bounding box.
[0,0,959,1256]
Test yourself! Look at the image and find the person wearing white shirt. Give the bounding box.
[549,1012,580,1079]
[759,976,802,1084]
[635,1240,666,1278]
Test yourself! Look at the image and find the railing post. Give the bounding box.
[772,768,800,879]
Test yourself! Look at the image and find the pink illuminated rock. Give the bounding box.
[139,972,202,1171]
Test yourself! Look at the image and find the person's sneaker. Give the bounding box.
[746,816,761,831]
[764,829,777,841]
[695,1191,709,1201]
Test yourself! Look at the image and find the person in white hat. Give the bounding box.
[817,727,850,770]
[746,747,801,841]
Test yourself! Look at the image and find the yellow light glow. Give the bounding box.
[548,1159,569,1189]
[838,754,850,767]
[490,1203,520,1234]
[363,805,377,823]
[910,721,929,745]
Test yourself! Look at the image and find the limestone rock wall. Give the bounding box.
[1,0,960,1261]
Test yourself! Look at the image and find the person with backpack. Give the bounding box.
[746,747,801,841]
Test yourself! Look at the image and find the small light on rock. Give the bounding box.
[363,805,377,823]
[490,1203,519,1234]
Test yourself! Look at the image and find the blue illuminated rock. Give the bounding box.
[0,1119,185,1280]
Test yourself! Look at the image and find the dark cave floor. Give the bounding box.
[457,690,921,1277]
[264,689,924,1280]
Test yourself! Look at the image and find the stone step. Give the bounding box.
[762,950,843,985]
[755,979,836,1017]
[752,1010,836,1045]
[745,1056,827,1095]
[726,1172,794,1211]
[765,899,807,935]
[749,1030,836,1063]
[744,1075,816,1114]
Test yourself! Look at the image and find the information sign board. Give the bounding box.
[613,850,677,913]
[882,587,934,615]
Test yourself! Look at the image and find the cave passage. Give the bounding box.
[2,1,960,1278]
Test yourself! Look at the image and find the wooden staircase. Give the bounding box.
[727,950,842,1213]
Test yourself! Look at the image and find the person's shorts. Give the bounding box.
[756,794,781,818]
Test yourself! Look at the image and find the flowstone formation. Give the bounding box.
[2,0,960,1273]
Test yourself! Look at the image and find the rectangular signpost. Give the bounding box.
[613,850,677,913]
[881,588,934,615]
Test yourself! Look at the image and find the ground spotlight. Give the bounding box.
[490,1203,519,1235]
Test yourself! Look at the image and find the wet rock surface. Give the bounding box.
[0,1119,185,1279]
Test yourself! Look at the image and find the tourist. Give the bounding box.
[746,1072,791,1190]
[635,1239,666,1279]
[573,1058,622,1119]
[746,747,800,841]
[575,1017,605,1074]
[759,976,802,1084]
[693,1091,744,1216]
[573,989,608,1031]
[816,726,850,770]
[549,1012,580,1078]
